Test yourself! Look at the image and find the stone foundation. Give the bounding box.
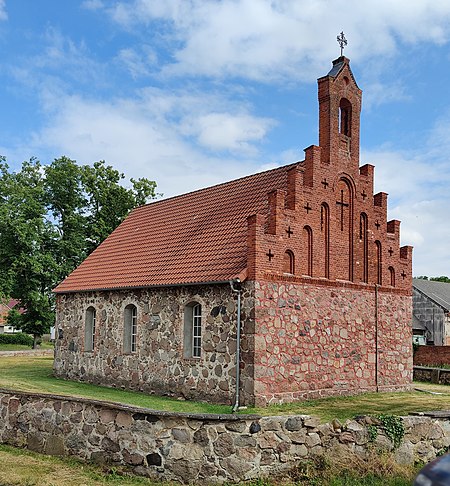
[54,283,256,405]
[55,278,412,407]
[1,389,449,484]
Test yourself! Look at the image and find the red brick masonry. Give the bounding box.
[414,345,450,367]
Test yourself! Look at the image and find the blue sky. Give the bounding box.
[0,0,449,277]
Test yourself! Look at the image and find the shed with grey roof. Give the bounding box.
[412,278,450,346]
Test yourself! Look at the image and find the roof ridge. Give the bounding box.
[137,161,302,210]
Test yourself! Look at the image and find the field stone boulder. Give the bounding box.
[285,416,304,431]
[213,433,235,457]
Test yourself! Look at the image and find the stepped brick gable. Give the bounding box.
[54,57,413,406]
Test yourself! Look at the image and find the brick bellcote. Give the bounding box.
[318,56,362,169]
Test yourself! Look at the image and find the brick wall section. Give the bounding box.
[253,279,412,406]
[245,57,413,292]
[1,389,449,483]
[414,346,450,366]
[54,283,256,406]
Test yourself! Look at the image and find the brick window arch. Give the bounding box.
[321,203,330,278]
[303,226,313,276]
[283,250,295,275]
[336,178,354,281]
[389,266,395,287]
[339,98,352,137]
[360,213,368,283]
[124,304,138,353]
[375,240,382,285]
[85,306,96,352]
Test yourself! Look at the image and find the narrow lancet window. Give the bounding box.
[321,203,330,278]
[283,250,295,275]
[303,226,313,276]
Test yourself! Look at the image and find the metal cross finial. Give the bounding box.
[337,31,347,56]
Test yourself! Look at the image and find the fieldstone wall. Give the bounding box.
[0,349,54,357]
[414,366,450,385]
[253,279,412,405]
[54,283,256,405]
[1,389,449,483]
[55,278,412,407]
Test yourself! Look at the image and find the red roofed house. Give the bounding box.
[0,299,23,333]
[54,56,413,406]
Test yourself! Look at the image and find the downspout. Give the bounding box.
[230,278,242,413]
[375,284,379,392]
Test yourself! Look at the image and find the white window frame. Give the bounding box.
[192,303,202,358]
[85,307,96,352]
[183,302,202,359]
[124,304,138,354]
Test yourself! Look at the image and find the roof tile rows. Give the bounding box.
[54,163,298,293]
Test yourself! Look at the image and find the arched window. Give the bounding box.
[283,250,295,274]
[321,203,330,278]
[184,302,202,358]
[85,307,96,352]
[336,178,354,281]
[303,226,313,276]
[389,266,395,287]
[375,241,382,285]
[339,98,352,137]
[360,213,368,283]
[124,304,138,353]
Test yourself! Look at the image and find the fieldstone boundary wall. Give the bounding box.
[1,389,450,483]
[0,349,54,358]
[414,346,450,367]
[414,366,450,385]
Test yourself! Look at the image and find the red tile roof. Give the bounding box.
[54,163,299,293]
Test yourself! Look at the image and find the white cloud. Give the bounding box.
[180,112,275,153]
[81,0,104,11]
[13,88,273,199]
[116,47,157,79]
[104,0,450,82]
[363,81,410,110]
[363,141,450,277]
[0,0,7,21]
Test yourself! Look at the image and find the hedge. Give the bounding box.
[0,333,34,346]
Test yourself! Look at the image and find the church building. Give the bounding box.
[54,56,413,407]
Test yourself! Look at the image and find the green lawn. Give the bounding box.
[0,444,163,486]
[0,355,449,421]
[0,341,54,351]
[0,443,419,486]
[0,355,231,414]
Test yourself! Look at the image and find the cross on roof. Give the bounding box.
[337,31,347,56]
[266,249,274,262]
[286,226,293,238]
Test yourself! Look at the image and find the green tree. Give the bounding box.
[0,158,58,346]
[81,161,157,254]
[430,276,450,283]
[0,156,157,346]
[44,157,87,281]
[5,307,22,331]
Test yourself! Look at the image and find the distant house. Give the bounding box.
[0,299,23,334]
[412,279,450,345]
